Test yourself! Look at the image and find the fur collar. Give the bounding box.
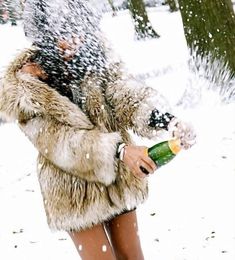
[0,48,94,130]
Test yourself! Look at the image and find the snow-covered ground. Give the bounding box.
[0,6,235,260]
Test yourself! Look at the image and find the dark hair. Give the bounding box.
[23,0,108,102]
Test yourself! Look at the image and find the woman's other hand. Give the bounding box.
[122,145,157,178]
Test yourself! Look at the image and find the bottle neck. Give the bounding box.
[168,139,181,154]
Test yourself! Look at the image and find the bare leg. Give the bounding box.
[105,210,145,260]
[68,224,116,260]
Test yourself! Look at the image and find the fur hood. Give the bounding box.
[0,49,171,231]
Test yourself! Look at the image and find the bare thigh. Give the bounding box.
[68,224,116,260]
[105,210,145,260]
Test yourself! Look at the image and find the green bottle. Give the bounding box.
[148,139,181,167]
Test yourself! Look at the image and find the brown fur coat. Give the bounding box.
[0,49,171,231]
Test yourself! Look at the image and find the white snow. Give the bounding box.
[0,6,235,260]
[102,244,107,252]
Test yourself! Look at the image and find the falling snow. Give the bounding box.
[0,3,235,260]
[102,244,107,252]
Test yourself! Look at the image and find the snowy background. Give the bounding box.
[0,5,235,260]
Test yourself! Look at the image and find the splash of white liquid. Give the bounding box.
[173,55,235,169]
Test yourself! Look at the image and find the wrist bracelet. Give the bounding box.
[119,144,126,161]
[116,142,126,161]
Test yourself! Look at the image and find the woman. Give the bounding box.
[0,0,195,259]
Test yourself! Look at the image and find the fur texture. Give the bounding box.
[0,49,171,231]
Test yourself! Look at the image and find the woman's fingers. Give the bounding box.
[123,145,157,178]
[142,156,157,173]
[134,159,155,178]
[138,159,153,175]
[134,161,148,178]
[139,166,149,175]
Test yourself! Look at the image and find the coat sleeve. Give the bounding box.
[0,74,122,186]
[105,75,174,139]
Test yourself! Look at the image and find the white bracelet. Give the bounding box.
[119,145,126,161]
[117,143,126,161]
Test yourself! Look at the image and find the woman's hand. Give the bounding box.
[122,145,157,178]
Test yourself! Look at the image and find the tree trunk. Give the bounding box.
[165,0,178,12]
[178,0,235,76]
[107,0,117,16]
[128,0,160,40]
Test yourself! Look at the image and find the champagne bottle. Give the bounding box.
[140,139,181,174]
[148,139,181,167]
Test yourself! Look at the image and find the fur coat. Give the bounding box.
[0,49,171,231]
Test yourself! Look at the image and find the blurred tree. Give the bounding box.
[178,0,235,76]
[127,0,160,39]
[0,0,23,25]
[0,0,7,24]
[165,0,178,12]
[107,0,117,16]
[6,0,17,25]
